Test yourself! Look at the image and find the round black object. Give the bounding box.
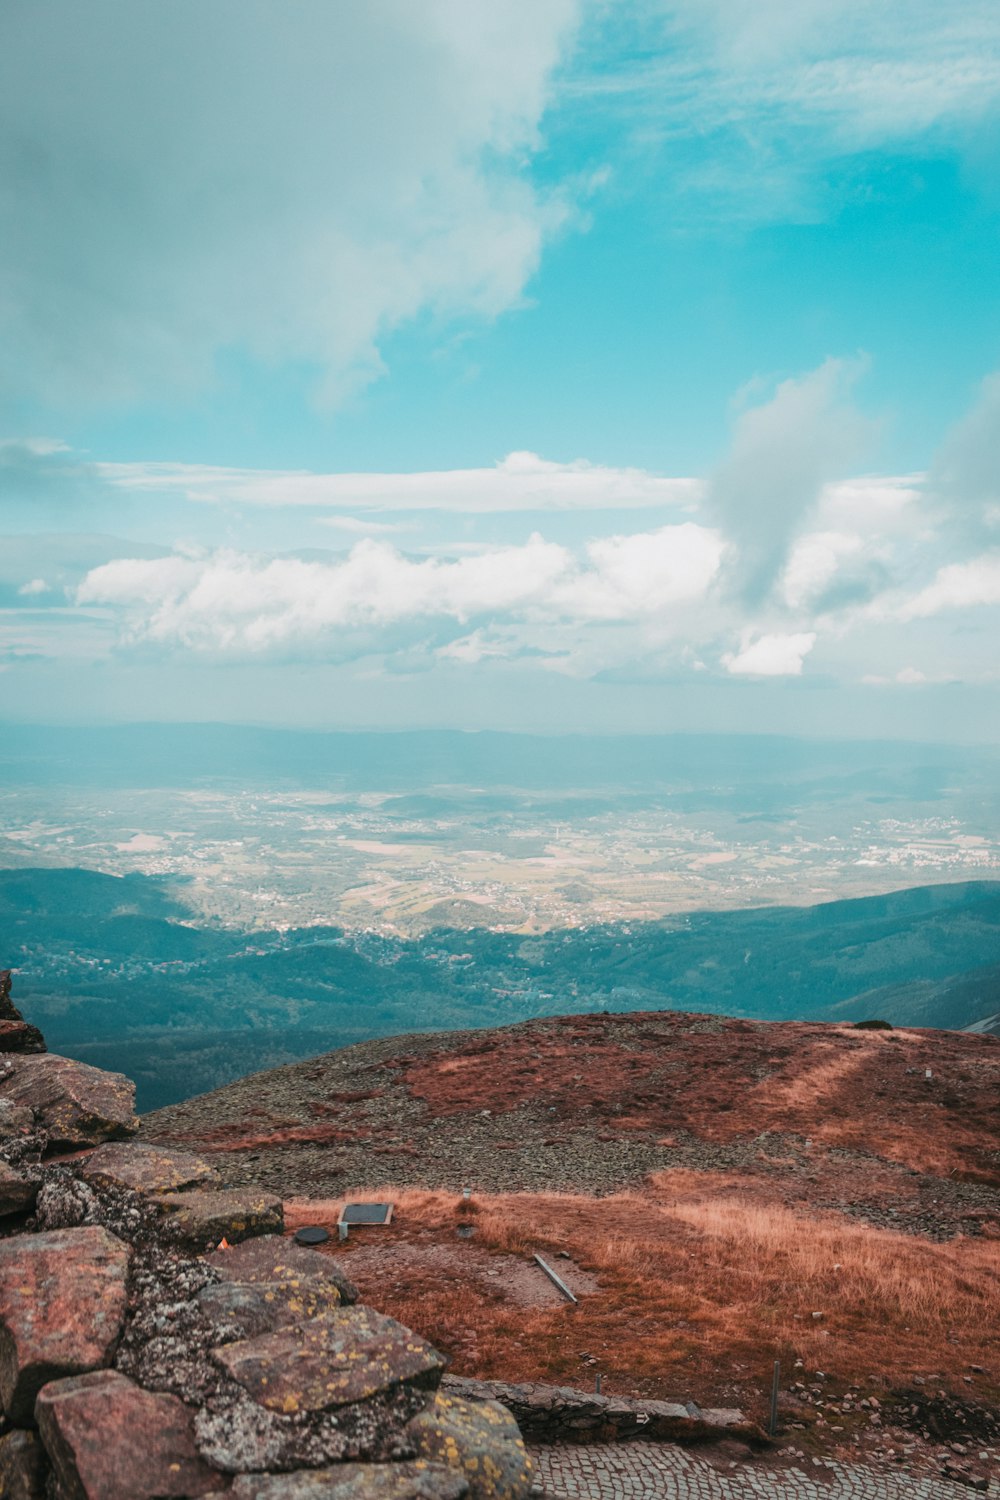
[294,1225,331,1246]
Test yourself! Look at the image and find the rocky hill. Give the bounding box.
[146,1011,1000,1491]
[145,1009,1000,1236]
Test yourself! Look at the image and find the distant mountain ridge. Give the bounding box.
[4,868,1000,1108]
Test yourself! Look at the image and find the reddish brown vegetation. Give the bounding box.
[284,1177,1000,1434]
[399,1013,1000,1180]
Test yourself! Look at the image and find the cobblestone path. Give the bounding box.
[529,1443,1000,1499]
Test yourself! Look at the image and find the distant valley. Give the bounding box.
[4,866,1000,1108]
[3,726,1000,1107]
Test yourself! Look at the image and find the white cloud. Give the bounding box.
[815,475,923,533]
[98,451,701,514]
[75,522,724,656]
[0,1,580,407]
[780,530,864,610]
[18,579,49,597]
[900,553,1000,618]
[723,631,817,676]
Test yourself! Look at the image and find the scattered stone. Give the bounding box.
[81,1142,219,1196]
[406,1389,533,1500]
[214,1306,445,1415]
[0,1225,130,1425]
[0,1428,47,1499]
[0,1055,137,1151]
[229,1462,469,1499]
[155,1189,283,1250]
[36,1368,220,1499]
[205,1235,358,1306]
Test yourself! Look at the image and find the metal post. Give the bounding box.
[533,1254,578,1304]
[595,1374,602,1395]
[338,1222,349,1243]
[768,1359,780,1437]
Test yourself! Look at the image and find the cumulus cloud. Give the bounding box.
[900,553,1000,618]
[723,631,817,676]
[708,358,874,605]
[0,1,579,407]
[75,522,724,655]
[98,451,701,514]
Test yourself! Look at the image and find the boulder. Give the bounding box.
[213,1306,445,1415]
[0,1056,137,1151]
[0,1225,130,1425]
[196,1278,343,1342]
[155,1188,284,1249]
[0,973,45,1056]
[204,1235,358,1305]
[0,1098,37,1140]
[229,1462,468,1499]
[80,1141,219,1196]
[35,1368,222,1500]
[0,1161,38,1218]
[406,1391,533,1500]
[0,1428,46,1499]
[0,1021,47,1055]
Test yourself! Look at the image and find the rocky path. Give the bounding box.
[529,1443,1000,1500]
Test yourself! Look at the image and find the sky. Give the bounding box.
[1,0,999,740]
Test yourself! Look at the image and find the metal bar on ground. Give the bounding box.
[769,1359,780,1436]
[534,1253,579,1304]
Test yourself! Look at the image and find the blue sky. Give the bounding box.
[2,1,999,738]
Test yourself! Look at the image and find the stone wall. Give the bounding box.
[442,1376,762,1449]
[0,972,532,1500]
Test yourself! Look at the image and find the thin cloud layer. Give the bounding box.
[98,452,701,514]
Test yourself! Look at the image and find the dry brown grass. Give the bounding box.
[284,1176,1000,1422]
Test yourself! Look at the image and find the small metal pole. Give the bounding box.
[338,1222,349,1243]
[768,1359,780,1437]
[533,1254,579,1304]
[595,1374,602,1395]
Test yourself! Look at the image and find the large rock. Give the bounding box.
[196,1278,343,1342]
[0,1428,46,1499]
[0,973,45,1056]
[213,1307,445,1415]
[406,1391,532,1500]
[229,1463,468,1499]
[80,1141,220,1196]
[35,1368,221,1500]
[0,1225,129,1425]
[0,1161,38,1218]
[0,1056,137,1151]
[204,1235,358,1305]
[155,1188,284,1249]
